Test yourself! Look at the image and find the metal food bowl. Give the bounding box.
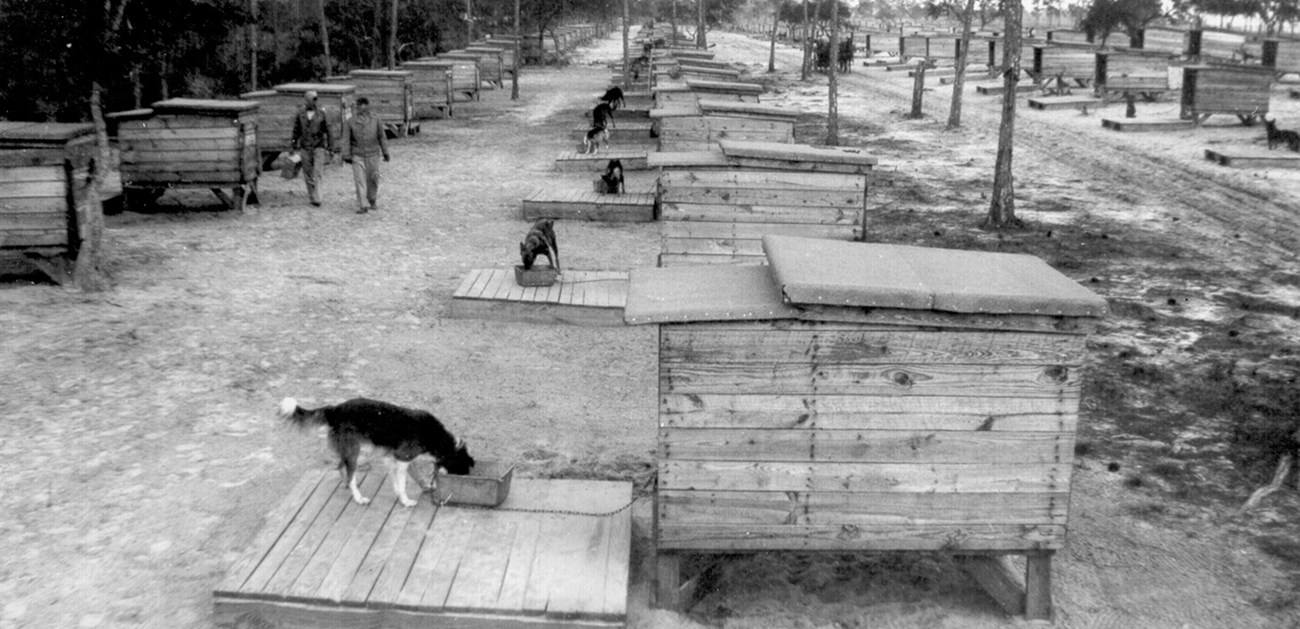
[412,459,514,507]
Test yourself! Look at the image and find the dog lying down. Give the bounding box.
[279,397,475,507]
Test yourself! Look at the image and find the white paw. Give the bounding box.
[353,495,371,506]
[399,495,418,508]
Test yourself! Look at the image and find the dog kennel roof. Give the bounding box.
[623,236,1108,325]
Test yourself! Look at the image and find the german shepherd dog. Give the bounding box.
[583,125,609,154]
[519,218,560,271]
[279,397,474,507]
[1264,117,1300,152]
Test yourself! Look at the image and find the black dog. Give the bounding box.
[279,397,474,507]
[519,218,560,271]
[600,86,625,110]
[601,159,624,195]
[1264,117,1300,152]
[592,101,615,130]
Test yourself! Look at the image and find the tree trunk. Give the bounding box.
[319,0,332,76]
[697,0,706,48]
[622,0,631,88]
[466,0,475,44]
[946,0,976,129]
[986,0,1023,229]
[387,0,398,68]
[768,4,778,72]
[248,0,258,90]
[371,0,382,67]
[827,0,838,146]
[909,61,926,118]
[800,0,809,81]
[511,0,521,99]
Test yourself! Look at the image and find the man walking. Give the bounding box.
[340,97,390,214]
[290,90,333,207]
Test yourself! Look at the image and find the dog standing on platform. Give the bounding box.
[601,159,625,195]
[583,125,609,154]
[279,397,475,507]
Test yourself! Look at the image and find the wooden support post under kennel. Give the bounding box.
[0,122,99,284]
[116,99,260,212]
[624,236,1108,621]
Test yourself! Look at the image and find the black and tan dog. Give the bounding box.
[279,397,474,507]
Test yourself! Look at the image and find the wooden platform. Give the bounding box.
[522,189,656,222]
[449,269,629,326]
[1204,148,1300,169]
[1101,117,1196,132]
[571,121,655,142]
[213,470,632,629]
[1027,95,1103,110]
[555,150,650,172]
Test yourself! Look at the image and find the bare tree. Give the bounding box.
[986,0,1023,229]
[947,0,977,129]
[768,0,779,72]
[697,0,707,48]
[318,0,332,76]
[512,0,521,99]
[623,0,631,88]
[827,0,839,145]
[248,0,258,90]
[387,0,398,68]
[801,0,810,80]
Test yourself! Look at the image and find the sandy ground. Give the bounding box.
[3,27,1300,629]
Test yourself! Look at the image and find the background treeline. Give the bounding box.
[0,0,631,122]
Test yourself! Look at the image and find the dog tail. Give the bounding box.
[278,397,326,427]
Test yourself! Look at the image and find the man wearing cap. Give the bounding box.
[290,90,334,207]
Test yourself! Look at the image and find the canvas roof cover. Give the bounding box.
[623,236,1107,324]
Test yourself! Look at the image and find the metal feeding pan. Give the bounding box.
[514,264,558,287]
[413,459,514,507]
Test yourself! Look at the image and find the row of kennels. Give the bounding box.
[625,236,1107,613]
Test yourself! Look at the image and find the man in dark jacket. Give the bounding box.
[340,96,390,214]
[290,90,334,207]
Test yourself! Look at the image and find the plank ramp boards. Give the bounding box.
[1204,148,1300,168]
[213,470,632,629]
[1100,117,1196,132]
[449,268,629,326]
[521,189,656,222]
[975,82,1039,95]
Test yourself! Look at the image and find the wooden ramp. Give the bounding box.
[1027,95,1103,110]
[975,83,1039,95]
[449,268,629,326]
[1204,148,1300,169]
[213,470,632,629]
[1101,117,1196,132]
[555,150,650,172]
[521,189,656,222]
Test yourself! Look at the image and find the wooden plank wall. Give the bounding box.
[1096,51,1170,93]
[1034,45,1097,82]
[400,63,455,119]
[1263,39,1300,72]
[118,114,257,186]
[657,169,865,266]
[655,319,1085,552]
[432,58,482,100]
[465,47,507,84]
[1142,28,1188,55]
[657,116,794,152]
[1181,66,1274,119]
[1196,29,1247,62]
[474,40,517,74]
[927,38,960,61]
[1046,30,1088,45]
[0,163,71,249]
[342,73,413,128]
[900,36,928,59]
[242,92,350,154]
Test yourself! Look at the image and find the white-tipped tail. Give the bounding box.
[278,397,299,419]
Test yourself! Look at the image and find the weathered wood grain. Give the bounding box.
[660,327,1087,365]
[656,522,1065,551]
[661,361,1082,396]
[656,490,1069,526]
[659,428,1071,464]
[660,393,1079,432]
[658,460,1067,493]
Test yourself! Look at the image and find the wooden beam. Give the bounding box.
[1025,550,1054,620]
[957,555,1025,616]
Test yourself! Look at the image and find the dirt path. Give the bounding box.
[2,29,1300,629]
